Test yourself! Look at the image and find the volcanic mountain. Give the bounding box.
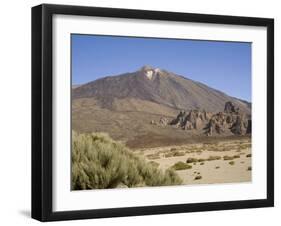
[73,65,250,113]
[72,66,251,148]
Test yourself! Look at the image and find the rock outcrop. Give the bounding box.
[159,117,169,126]
[170,110,212,130]
[166,101,251,136]
[224,101,239,114]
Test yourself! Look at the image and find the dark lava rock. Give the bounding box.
[224,101,239,114]
[168,102,251,136]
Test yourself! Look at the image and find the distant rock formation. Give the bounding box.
[159,117,169,126]
[166,101,251,136]
[224,101,239,113]
[150,117,170,127]
[170,110,212,130]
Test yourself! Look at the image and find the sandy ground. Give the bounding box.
[135,138,252,185]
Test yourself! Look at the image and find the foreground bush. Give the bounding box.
[72,131,182,190]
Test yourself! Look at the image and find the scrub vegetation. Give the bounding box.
[72,131,182,190]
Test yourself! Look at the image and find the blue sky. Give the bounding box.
[72,34,251,101]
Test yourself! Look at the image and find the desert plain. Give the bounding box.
[135,137,251,185]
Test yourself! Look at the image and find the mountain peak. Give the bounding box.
[72,67,251,114]
[139,65,162,80]
[140,65,154,71]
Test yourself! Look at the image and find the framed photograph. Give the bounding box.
[32,4,274,221]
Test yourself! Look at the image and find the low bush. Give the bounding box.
[198,158,206,162]
[164,153,173,158]
[171,161,192,170]
[173,151,185,157]
[223,155,234,161]
[240,144,251,149]
[186,157,198,163]
[207,156,221,161]
[229,161,235,165]
[72,131,182,190]
[194,175,202,180]
[246,154,252,158]
[165,151,185,158]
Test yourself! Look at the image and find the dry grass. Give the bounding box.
[148,161,160,168]
[146,153,161,160]
[164,150,185,158]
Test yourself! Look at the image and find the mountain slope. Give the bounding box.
[72,65,251,113]
[72,66,251,147]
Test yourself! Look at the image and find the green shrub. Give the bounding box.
[165,150,185,158]
[186,157,198,163]
[198,158,206,162]
[171,161,192,170]
[207,156,221,161]
[72,131,182,190]
[223,155,234,161]
[164,153,173,158]
[240,144,251,149]
[173,151,185,157]
[229,161,235,165]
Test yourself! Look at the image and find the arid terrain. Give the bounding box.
[135,137,251,185]
[72,66,252,188]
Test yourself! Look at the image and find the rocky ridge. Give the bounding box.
[156,101,251,136]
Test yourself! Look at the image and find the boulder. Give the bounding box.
[224,101,239,114]
[246,119,252,134]
[159,117,169,126]
[230,115,247,135]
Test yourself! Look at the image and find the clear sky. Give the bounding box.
[72,34,251,101]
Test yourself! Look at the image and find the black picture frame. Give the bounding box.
[32,3,274,222]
